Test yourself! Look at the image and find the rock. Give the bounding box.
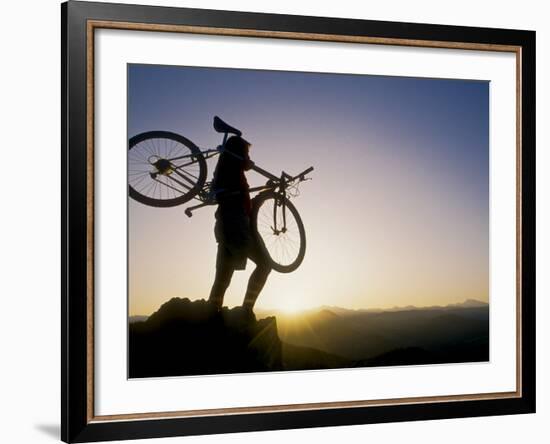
[129,298,283,378]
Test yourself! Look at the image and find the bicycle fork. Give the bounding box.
[272,191,287,234]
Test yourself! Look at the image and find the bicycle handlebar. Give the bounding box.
[250,163,279,182]
[294,166,314,180]
[283,166,314,182]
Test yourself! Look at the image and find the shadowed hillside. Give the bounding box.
[274,304,489,363]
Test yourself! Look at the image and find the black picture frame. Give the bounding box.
[62,1,536,442]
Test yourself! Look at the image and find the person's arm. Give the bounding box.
[243,148,254,171]
[244,159,255,171]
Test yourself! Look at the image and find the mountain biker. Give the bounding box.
[208,135,272,315]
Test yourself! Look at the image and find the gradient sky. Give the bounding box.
[128,64,489,316]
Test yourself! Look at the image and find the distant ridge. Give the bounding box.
[314,299,488,316]
[446,299,489,308]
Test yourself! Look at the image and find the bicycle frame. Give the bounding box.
[175,134,313,218]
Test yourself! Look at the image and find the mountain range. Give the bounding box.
[273,303,489,364]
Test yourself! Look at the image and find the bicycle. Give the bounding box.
[128,116,314,273]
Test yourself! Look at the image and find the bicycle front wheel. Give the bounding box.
[128,131,207,207]
[251,191,306,273]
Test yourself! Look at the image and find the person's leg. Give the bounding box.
[242,264,271,310]
[208,245,235,310]
[243,245,272,310]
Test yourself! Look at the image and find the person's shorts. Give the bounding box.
[214,206,268,271]
[215,240,266,271]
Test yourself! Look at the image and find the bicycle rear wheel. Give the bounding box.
[251,191,306,273]
[128,131,207,207]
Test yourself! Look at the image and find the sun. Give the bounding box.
[278,298,310,315]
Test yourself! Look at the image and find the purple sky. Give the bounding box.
[128,64,489,315]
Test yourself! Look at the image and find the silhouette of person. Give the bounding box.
[208,136,272,314]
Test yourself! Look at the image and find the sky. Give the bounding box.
[128,64,489,316]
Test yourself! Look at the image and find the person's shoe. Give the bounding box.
[241,305,256,322]
[228,305,256,327]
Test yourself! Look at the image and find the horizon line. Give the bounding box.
[129,297,489,318]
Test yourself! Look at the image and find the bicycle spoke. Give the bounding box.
[139,180,155,195]
[130,174,149,190]
[155,175,190,195]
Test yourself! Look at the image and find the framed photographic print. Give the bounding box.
[61,1,536,442]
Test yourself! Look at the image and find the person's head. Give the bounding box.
[224,135,251,160]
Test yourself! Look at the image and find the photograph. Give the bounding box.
[127,64,490,379]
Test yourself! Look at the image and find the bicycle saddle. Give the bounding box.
[213,116,242,136]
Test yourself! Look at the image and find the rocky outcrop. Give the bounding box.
[129,298,282,378]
